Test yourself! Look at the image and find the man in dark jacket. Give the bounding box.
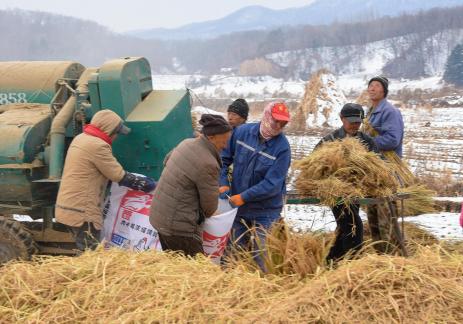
[149,114,232,257]
[220,102,291,267]
[227,98,249,129]
[315,103,379,263]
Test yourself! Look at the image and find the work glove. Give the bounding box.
[229,194,245,208]
[219,186,231,199]
[119,172,156,193]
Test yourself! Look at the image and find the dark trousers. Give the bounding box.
[326,204,363,262]
[158,233,204,257]
[70,222,101,251]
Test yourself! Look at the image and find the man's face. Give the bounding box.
[341,117,361,136]
[368,81,385,102]
[274,120,288,130]
[208,131,232,151]
[227,112,246,128]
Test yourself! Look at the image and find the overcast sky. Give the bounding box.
[0,0,314,32]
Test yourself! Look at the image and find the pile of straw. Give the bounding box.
[1,245,462,322]
[294,137,398,206]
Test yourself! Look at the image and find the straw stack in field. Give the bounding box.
[1,245,462,323]
[294,137,398,206]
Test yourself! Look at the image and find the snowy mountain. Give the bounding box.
[128,0,463,40]
[265,29,463,79]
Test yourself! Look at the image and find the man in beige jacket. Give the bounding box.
[150,114,232,256]
[55,109,155,250]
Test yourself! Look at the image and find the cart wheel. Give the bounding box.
[0,216,38,264]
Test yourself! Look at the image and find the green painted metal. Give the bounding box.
[0,61,84,104]
[97,57,152,119]
[113,90,193,180]
[0,56,193,217]
[0,104,51,164]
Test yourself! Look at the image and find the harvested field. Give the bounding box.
[1,222,463,323]
[1,245,462,323]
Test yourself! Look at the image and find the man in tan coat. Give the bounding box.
[55,109,155,250]
[150,114,232,256]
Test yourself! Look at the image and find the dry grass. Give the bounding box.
[294,137,398,207]
[1,240,462,323]
[224,221,331,278]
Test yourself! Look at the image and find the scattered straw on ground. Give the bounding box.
[1,244,462,323]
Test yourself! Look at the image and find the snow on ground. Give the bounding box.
[152,74,305,99]
[406,213,463,240]
[284,205,463,241]
[191,106,225,116]
[153,73,447,99]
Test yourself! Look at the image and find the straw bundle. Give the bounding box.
[363,119,437,215]
[1,245,462,322]
[294,137,398,206]
[224,221,330,278]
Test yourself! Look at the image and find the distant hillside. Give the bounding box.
[1,6,463,81]
[0,9,169,67]
[128,0,463,40]
[168,6,463,79]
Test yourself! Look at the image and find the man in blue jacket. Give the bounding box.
[366,76,404,157]
[220,101,291,267]
[365,76,405,254]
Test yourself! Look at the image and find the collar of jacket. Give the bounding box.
[254,122,280,148]
[83,124,112,145]
[339,126,365,140]
[199,135,222,167]
[370,98,388,115]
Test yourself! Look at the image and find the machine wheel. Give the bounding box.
[0,216,38,264]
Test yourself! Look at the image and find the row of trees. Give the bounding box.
[444,44,463,86]
[0,6,462,81]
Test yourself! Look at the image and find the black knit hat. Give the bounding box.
[227,98,249,120]
[199,114,232,136]
[368,76,389,98]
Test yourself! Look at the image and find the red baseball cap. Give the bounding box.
[271,102,290,122]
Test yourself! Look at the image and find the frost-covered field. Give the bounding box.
[153,74,448,99]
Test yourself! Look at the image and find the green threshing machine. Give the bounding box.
[0,57,193,263]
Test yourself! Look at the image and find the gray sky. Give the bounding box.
[0,0,314,32]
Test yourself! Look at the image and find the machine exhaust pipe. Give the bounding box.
[49,68,95,179]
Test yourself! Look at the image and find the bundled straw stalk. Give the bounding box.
[363,119,437,215]
[224,220,330,278]
[294,137,398,207]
